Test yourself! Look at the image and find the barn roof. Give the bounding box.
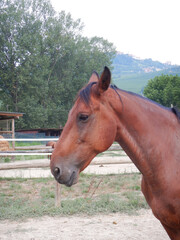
[0,111,23,120]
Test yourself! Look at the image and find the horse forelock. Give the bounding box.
[78,82,97,105]
[78,82,123,108]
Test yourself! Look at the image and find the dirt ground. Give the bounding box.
[0,209,169,240]
[0,154,169,239]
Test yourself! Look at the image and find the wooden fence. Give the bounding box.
[0,138,130,168]
[0,138,132,206]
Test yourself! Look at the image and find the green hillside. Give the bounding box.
[112,53,180,93]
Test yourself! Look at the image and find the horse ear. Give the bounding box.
[97,66,111,93]
[88,71,99,83]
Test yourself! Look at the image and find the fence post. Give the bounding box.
[55,181,61,207]
[12,119,15,150]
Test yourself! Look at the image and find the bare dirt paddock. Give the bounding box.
[0,209,169,240]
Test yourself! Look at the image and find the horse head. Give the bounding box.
[50,67,118,186]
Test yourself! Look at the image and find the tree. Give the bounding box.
[143,75,180,108]
[0,0,116,129]
[0,0,54,128]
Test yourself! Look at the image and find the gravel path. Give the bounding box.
[0,210,169,240]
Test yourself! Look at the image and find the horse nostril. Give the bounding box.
[54,167,60,178]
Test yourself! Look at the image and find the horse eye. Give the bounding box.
[78,114,89,122]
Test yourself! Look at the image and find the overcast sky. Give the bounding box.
[51,0,180,65]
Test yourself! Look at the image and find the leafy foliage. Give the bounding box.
[0,0,115,129]
[143,75,180,108]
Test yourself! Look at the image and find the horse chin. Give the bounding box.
[65,171,79,187]
[56,170,79,187]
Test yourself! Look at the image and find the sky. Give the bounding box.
[50,0,180,65]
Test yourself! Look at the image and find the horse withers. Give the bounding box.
[50,67,180,240]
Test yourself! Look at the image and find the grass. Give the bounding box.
[0,173,149,220]
[0,155,47,163]
[15,141,43,147]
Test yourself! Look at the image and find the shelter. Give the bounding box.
[0,111,23,149]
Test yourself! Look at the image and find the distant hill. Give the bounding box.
[112,53,180,93]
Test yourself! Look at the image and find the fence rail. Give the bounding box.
[0,139,122,156]
[0,138,126,170]
[0,138,58,141]
[0,138,131,207]
[0,157,131,170]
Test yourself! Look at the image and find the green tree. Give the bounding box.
[0,0,116,129]
[0,0,54,128]
[144,75,180,108]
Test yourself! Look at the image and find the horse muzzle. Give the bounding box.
[50,162,79,187]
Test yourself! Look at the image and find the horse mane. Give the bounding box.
[171,106,180,120]
[122,88,180,120]
[78,82,180,120]
[78,82,122,105]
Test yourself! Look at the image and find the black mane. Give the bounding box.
[172,106,180,119]
[79,82,97,105]
[78,83,180,120]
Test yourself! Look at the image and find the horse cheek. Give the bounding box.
[94,123,116,152]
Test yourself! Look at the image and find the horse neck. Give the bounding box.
[111,89,173,176]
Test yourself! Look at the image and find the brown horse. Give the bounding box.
[50,67,180,239]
